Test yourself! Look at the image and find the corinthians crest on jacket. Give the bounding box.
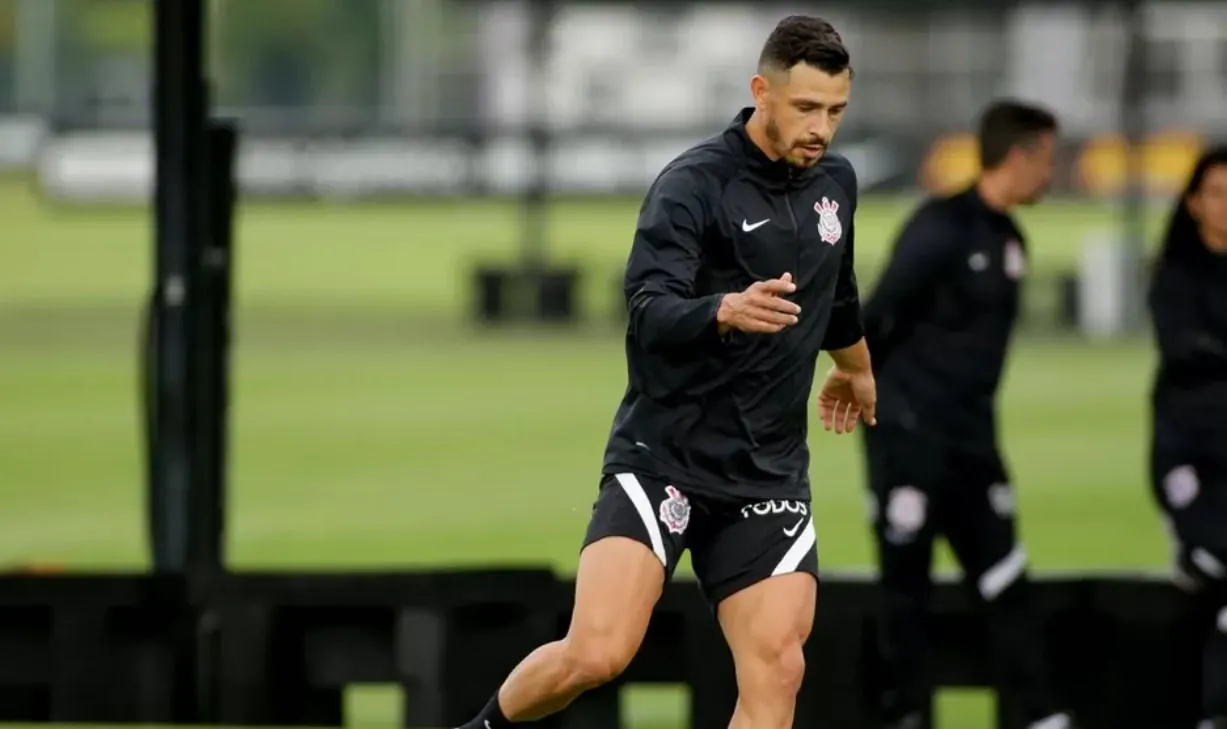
[815,197,842,245]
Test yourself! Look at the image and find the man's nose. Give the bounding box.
[811,119,833,142]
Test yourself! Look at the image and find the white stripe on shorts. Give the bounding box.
[979,544,1027,601]
[772,516,816,576]
[1192,548,1227,579]
[614,473,668,567]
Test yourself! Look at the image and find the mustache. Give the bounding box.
[796,139,829,148]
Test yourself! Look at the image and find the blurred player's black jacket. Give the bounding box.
[1149,231,1227,440]
[602,109,862,500]
[862,188,1025,452]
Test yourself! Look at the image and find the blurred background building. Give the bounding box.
[0,0,1221,198]
[4,1,1223,725]
[6,0,1221,331]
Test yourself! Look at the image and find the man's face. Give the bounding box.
[752,63,850,169]
[1010,131,1056,205]
[1188,163,1227,253]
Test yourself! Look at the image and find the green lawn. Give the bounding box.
[0,180,1173,727]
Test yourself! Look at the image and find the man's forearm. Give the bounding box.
[829,337,871,373]
[628,289,723,349]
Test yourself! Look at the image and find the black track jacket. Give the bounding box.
[602,108,863,500]
[1150,249,1227,440]
[861,188,1026,452]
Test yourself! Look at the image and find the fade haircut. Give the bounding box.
[977,100,1058,170]
[757,15,852,78]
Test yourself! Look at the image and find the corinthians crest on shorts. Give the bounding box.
[815,197,842,245]
[658,485,691,535]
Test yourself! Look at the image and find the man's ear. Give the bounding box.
[750,74,770,111]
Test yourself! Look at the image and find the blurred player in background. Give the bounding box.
[1148,147,1227,729]
[458,15,876,729]
[860,100,1075,729]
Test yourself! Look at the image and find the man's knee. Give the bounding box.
[561,531,665,690]
[875,534,935,599]
[1170,547,1227,611]
[881,572,932,608]
[559,630,637,689]
[739,635,807,698]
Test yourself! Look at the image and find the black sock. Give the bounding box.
[463,691,514,729]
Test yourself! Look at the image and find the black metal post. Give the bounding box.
[147,0,211,573]
[1119,0,1148,331]
[186,119,239,729]
[519,0,555,273]
[193,120,237,577]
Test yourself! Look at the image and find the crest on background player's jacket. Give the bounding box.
[815,197,842,245]
[659,485,691,535]
[1163,465,1199,510]
[1004,239,1027,279]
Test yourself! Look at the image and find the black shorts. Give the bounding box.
[1152,425,1227,562]
[584,473,818,607]
[863,424,1024,599]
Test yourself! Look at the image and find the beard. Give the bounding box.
[766,117,828,168]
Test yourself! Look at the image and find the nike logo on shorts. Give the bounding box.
[783,519,804,537]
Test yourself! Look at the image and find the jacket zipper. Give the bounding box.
[785,189,801,278]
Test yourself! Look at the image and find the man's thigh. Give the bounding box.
[691,495,818,703]
[688,495,817,609]
[716,572,817,688]
[583,473,691,578]
[1157,442,1227,595]
[863,425,946,570]
[943,448,1025,600]
[1153,430,1227,555]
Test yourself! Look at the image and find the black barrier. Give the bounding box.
[472,265,583,325]
[0,571,1201,729]
[0,575,194,723]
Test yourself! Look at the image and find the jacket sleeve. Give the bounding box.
[624,166,725,351]
[862,206,961,348]
[820,161,864,351]
[1149,263,1227,364]
[820,215,864,350]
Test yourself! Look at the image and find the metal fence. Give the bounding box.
[1,0,1225,200]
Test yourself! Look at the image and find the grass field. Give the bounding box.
[0,179,1174,728]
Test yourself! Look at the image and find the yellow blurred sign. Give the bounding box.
[1076,132,1203,197]
[921,133,980,195]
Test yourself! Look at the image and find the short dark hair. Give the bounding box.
[977,100,1058,169]
[758,15,852,77]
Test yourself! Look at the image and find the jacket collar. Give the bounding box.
[961,183,1013,221]
[726,107,818,188]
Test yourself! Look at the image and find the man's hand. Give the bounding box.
[717,273,801,335]
[817,366,877,434]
